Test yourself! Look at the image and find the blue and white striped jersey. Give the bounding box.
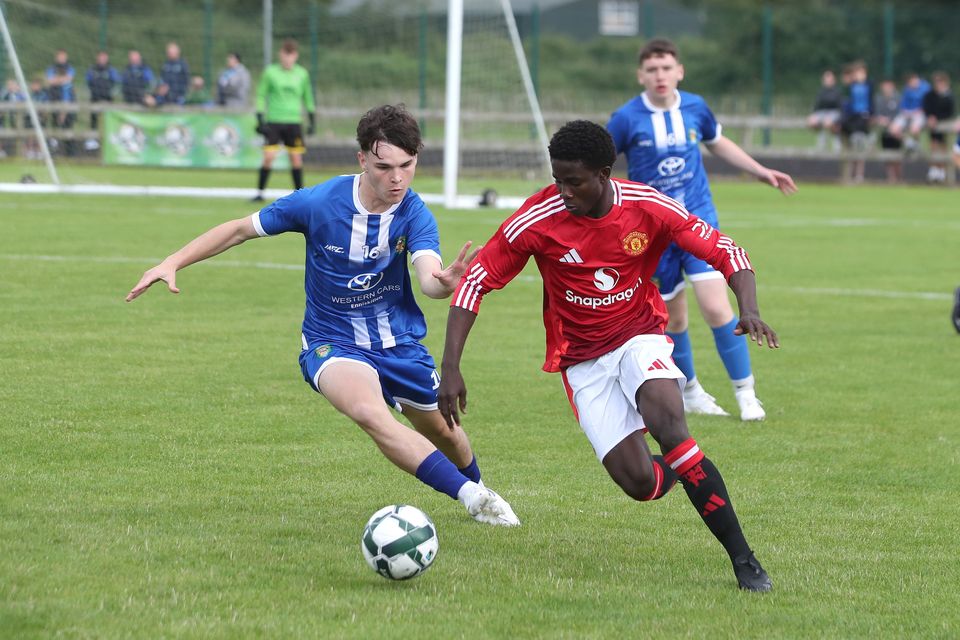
[607,90,720,223]
[253,174,441,350]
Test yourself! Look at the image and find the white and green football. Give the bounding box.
[361,504,439,580]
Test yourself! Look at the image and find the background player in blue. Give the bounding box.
[608,39,796,421]
[126,104,519,527]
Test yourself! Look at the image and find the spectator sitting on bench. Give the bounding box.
[888,72,930,154]
[873,78,903,183]
[807,69,843,151]
[839,61,873,183]
[922,71,955,184]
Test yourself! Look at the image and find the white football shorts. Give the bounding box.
[561,335,686,461]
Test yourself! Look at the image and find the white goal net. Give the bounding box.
[0,0,551,207]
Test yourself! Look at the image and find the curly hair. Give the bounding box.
[356,104,423,157]
[548,120,616,171]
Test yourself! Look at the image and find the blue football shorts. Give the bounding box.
[298,340,441,411]
[653,206,724,301]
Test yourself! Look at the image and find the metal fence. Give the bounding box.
[2,0,959,176]
[3,1,960,116]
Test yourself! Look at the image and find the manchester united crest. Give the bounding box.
[622,230,649,256]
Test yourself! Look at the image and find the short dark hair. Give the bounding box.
[639,38,679,64]
[280,39,298,54]
[548,120,616,171]
[356,104,423,157]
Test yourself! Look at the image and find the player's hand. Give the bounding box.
[734,312,779,349]
[254,112,266,135]
[126,261,179,302]
[432,241,481,290]
[438,366,468,429]
[759,169,797,195]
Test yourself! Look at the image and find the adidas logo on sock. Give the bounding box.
[701,493,727,516]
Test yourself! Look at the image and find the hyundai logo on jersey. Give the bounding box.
[657,156,686,177]
[347,272,384,291]
[593,268,620,292]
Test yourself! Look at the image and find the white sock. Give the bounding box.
[456,480,481,505]
[732,374,755,392]
[684,377,701,395]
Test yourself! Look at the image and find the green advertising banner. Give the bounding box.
[103,111,289,169]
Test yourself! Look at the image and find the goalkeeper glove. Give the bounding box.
[306,112,316,136]
[255,112,266,135]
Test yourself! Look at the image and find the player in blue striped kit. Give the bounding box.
[607,39,796,421]
[127,104,519,526]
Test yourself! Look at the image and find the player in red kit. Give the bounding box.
[439,120,779,591]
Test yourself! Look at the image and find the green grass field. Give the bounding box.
[2,165,958,638]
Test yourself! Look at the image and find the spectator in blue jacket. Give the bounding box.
[46,48,76,130]
[889,72,931,153]
[86,50,121,129]
[122,50,155,106]
[839,61,873,183]
[160,42,189,105]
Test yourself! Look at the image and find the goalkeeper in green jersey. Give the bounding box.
[252,39,316,202]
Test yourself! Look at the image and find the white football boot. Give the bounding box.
[682,383,730,416]
[735,388,766,421]
[484,488,520,526]
[459,482,520,527]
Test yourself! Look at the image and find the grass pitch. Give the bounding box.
[1,166,958,638]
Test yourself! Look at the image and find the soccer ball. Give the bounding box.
[361,504,439,580]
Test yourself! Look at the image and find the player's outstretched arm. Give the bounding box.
[438,306,479,428]
[125,216,259,302]
[414,241,481,299]
[707,136,798,195]
[727,270,779,348]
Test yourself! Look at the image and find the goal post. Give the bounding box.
[444,0,551,208]
[0,2,59,184]
[442,0,464,209]
[497,0,551,176]
[0,0,549,201]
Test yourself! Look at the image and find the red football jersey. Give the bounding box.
[452,178,753,372]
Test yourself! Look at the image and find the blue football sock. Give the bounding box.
[458,455,481,484]
[712,317,752,382]
[415,450,469,500]
[667,330,696,382]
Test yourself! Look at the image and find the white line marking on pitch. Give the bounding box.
[0,253,951,301]
[0,253,304,271]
